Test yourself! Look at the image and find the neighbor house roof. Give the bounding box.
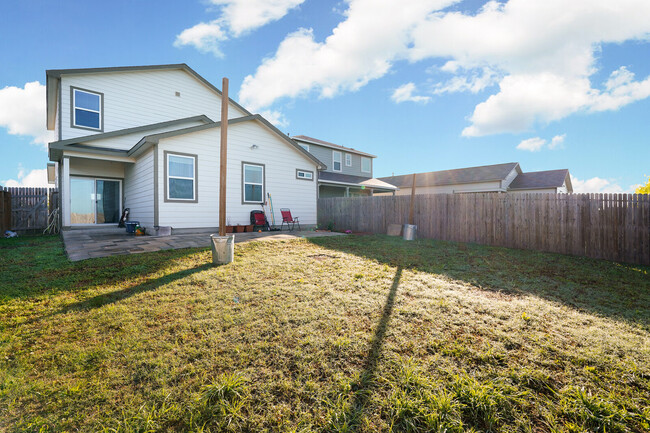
[508,169,572,192]
[379,162,520,188]
[318,172,398,191]
[45,63,252,130]
[292,135,377,158]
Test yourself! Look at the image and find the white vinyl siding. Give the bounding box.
[379,180,504,196]
[156,120,318,228]
[332,151,342,172]
[59,69,248,141]
[124,148,154,228]
[361,157,371,173]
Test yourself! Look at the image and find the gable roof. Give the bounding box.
[133,114,326,169]
[508,169,572,191]
[379,162,520,188]
[46,63,251,130]
[292,135,377,158]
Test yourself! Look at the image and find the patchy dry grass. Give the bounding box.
[0,234,648,432]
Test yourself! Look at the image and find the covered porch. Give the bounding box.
[317,172,399,198]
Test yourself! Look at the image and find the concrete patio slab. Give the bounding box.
[61,227,344,261]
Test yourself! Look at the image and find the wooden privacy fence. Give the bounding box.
[0,187,59,234]
[318,193,650,266]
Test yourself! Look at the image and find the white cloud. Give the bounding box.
[239,0,650,136]
[174,21,227,57]
[571,175,625,193]
[516,133,566,152]
[548,134,565,149]
[2,167,51,188]
[239,0,457,111]
[0,81,55,147]
[391,83,431,104]
[516,137,546,152]
[259,109,289,128]
[218,0,305,36]
[175,0,304,56]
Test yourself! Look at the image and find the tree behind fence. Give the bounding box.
[0,187,59,234]
[318,193,650,266]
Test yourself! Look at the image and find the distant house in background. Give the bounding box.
[378,162,572,195]
[291,135,398,197]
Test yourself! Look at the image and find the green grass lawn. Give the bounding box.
[0,234,649,432]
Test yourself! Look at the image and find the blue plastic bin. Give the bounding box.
[125,221,139,234]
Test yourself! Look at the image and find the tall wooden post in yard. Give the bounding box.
[211,78,235,265]
[218,78,229,236]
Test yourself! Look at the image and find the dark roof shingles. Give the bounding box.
[507,169,569,190]
[379,163,519,188]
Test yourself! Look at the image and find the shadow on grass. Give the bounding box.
[308,234,650,330]
[0,235,210,302]
[16,263,213,328]
[328,266,402,430]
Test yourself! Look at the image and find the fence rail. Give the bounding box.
[318,193,650,266]
[0,187,59,234]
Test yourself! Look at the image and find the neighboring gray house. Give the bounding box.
[291,135,397,197]
[378,163,572,195]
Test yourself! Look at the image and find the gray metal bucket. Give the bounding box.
[403,224,417,241]
[210,234,235,265]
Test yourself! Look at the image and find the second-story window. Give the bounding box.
[345,153,352,166]
[72,87,102,131]
[333,151,342,172]
[362,157,371,173]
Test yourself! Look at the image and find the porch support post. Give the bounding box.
[61,157,70,227]
[345,187,350,197]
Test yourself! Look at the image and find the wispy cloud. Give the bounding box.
[516,134,565,152]
[391,83,430,104]
[174,0,305,57]
[2,166,51,188]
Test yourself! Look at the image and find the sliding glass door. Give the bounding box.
[70,177,121,225]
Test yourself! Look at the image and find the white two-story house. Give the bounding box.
[46,64,324,232]
[291,135,397,197]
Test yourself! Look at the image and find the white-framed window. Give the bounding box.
[166,153,196,201]
[296,169,314,180]
[361,157,371,173]
[72,87,102,130]
[345,153,352,166]
[333,151,342,172]
[243,163,264,203]
[298,143,309,152]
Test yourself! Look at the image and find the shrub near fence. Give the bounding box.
[318,193,650,266]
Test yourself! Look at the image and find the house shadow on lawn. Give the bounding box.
[308,234,650,330]
[0,235,210,302]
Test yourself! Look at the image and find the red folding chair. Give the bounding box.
[280,208,301,231]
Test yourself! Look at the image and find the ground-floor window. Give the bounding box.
[165,151,197,202]
[242,162,265,203]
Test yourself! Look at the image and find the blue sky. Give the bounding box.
[1,0,649,192]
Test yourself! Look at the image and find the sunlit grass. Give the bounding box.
[0,234,648,432]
